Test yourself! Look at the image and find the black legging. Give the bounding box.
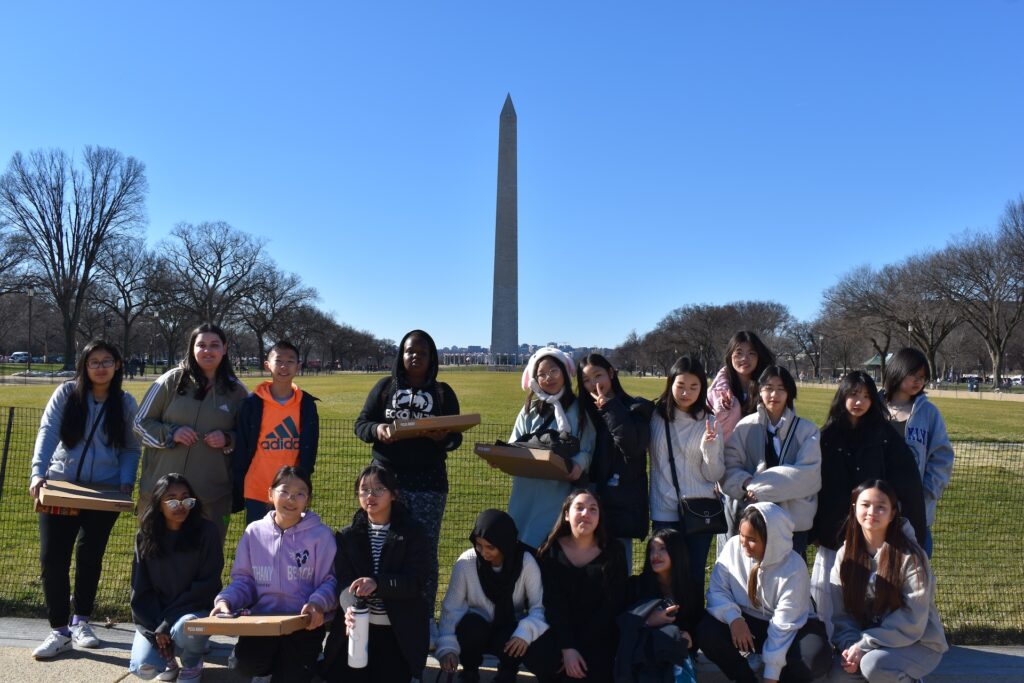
[38,509,119,628]
[456,612,560,682]
[696,611,831,683]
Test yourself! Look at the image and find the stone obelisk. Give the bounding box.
[490,94,518,363]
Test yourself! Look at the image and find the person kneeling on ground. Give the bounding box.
[437,509,560,683]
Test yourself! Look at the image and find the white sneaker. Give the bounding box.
[71,621,101,648]
[32,631,72,659]
[158,658,180,681]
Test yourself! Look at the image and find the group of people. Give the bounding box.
[27,324,953,683]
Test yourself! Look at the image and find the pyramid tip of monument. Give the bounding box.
[501,93,516,114]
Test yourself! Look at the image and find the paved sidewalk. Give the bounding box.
[1,617,1021,682]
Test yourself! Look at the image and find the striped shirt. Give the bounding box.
[368,522,390,624]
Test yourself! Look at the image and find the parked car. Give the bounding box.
[10,352,29,363]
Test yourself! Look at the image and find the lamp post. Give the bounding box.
[26,288,34,373]
[818,334,824,381]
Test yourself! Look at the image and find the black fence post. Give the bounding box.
[0,406,14,502]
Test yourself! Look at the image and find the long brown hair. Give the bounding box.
[538,489,609,556]
[739,506,767,608]
[839,480,925,625]
[175,323,237,397]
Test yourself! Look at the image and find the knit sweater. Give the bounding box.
[648,409,724,522]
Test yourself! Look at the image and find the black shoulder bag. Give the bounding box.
[664,419,727,535]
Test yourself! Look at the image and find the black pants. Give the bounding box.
[234,626,326,683]
[322,623,413,683]
[696,611,830,683]
[38,509,119,628]
[456,612,560,682]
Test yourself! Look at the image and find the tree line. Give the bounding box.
[612,195,1024,388]
[0,146,394,370]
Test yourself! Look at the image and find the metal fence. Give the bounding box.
[0,405,1021,644]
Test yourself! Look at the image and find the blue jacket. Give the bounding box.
[31,382,141,487]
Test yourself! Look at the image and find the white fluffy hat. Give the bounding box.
[521,347,576,391]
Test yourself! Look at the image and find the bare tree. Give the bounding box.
[91,236,160,356]
[929,230,1024,387]
[161,221,264,324]
[0,147,148,367]
[238,262,317,362]
[823,265,901,378]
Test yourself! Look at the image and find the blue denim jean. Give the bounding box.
[129,612,209,676]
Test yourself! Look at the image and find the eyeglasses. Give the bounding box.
[536,368,561,381]
[162,497,196,511]
[357,487,389,498]
[271,359,298,367]
[273,488,309,502]
[87,359,115,369]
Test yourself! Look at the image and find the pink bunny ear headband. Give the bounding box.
[521,347,577,391]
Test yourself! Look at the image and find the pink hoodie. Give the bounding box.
[707,367,743,443]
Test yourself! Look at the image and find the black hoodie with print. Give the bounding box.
[353,330,462,492]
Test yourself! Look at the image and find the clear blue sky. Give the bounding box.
[3,2,1022,349]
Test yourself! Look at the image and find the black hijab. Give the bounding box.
[470,509,529,630]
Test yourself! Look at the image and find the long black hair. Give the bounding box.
[638,527,694,607]
[883,347,930,400]
[576,353,632,424]
[723,331,775,416]
[823,371,887,432]
[137,473,207,560]
[655,356,708,421]
[538,489,610,555]
[175,323,237,398]
[59,339,128,449]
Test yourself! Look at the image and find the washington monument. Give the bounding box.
[490,94,518,361]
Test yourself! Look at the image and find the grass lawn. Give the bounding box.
[1,370,1022,642]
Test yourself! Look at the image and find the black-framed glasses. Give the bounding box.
[87,359,116,369]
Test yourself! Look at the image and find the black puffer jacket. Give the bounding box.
[812,418,927,551]
[322,502,431,678]
[589,396,654,539]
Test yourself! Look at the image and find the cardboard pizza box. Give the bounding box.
[388,413,481,441]
[184,614,311,636]
[474,443,570,480]
[37,480,134,513]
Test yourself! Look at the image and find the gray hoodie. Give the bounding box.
[901,393,954,526]
[829,520,948,656]
[706,502,812,681]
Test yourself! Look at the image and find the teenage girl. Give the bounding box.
[648,356,722,593]
[881,348,954,557]
[129,473,222,681]
[29,340,142,659]
[626,527,702,647]
[721,365,821,558]
[323,464,432,683]
[354,329,461,612]
[707,332,775,442]
[211,466,336,683]
[828,480,947,682]
[698,503,831,683]
[615,529,699,683]
[508,347,596,549]
[537,490,628,682]
[810,372,927,637]
[134,323,247,541]
[577,353,653,563]
[437,509,558,683]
